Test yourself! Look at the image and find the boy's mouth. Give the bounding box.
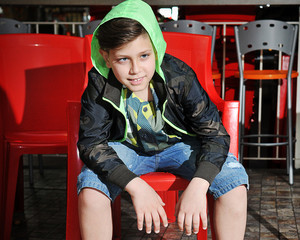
[128,77,144,85]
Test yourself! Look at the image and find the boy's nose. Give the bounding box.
[130,60,140,74]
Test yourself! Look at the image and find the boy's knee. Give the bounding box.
[217,185,247,209]
[230,185,247,203]
[79,188,111,209]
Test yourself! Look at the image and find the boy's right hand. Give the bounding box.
[125,177,168,234]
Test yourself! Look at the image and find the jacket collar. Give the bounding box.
[103,70,123,107]
[103,69,167,109]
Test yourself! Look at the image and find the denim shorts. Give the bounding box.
[77,141,249,201]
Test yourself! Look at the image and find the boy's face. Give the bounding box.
[100,33,156,99]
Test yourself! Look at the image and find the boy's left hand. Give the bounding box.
[175,177,209,235]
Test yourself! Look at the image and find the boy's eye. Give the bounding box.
[118,57,128,62]
[141,54,149,59]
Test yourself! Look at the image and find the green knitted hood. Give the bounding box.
[90,0,166,80]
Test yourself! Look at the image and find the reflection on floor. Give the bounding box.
[11,155,300,240]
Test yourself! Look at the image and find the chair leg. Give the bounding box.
[28,154,34,186]
[238,81,246,163]
[158,191,178,223]
[3,144,23,240]
[207,194,215,240]
[112,195,121,240]
[38,154,44,176]
[287,78,293,185]
[14,160,25,214]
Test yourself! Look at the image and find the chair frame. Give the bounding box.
[78,19,101,37]
[0,17,31,34]
[234,19,298,185]
[160,20,216,66]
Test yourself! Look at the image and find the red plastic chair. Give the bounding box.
[163,32,224,112]
[66,32,239,239]
[0,33,86,240]
[66,101,207,240]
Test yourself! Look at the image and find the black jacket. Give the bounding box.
[78,54,230,189]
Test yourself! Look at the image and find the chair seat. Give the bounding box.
[234,69,299,79]
[140,172,189,191]
[5,131,67,143]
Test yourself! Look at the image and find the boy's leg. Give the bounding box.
[76,142,158,239]
[78,188,113,240]
[213,185,247,240]
[158,142,249,238]
[209,154,249,240]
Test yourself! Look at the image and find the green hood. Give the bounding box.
[91,0,166,80]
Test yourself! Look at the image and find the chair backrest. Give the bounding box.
[0,34,86,134]
[0,18,31,34]
[78,19,101,37]
[83,34,94,88]
[234,19,298,76]
[160,20,216,66]
[162,31,224,111]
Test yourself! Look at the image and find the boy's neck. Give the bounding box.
[133,85,153,102]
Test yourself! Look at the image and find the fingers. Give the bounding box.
[192,214,200,234]
[177,211,185,232]
[158,205,168,229]
[138,205,168,234]
[184,214,193,236]
[137,212,144,231]
[200,210,208,230]
[151,211,160,234]
[144,212,152,234]
[177,212,207,236]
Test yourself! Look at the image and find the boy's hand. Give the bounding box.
[175,177,209,236]
[125,177,168,234]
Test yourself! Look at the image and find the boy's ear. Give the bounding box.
[99,49,111,68]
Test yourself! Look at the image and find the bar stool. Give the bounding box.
[234,19,298,185]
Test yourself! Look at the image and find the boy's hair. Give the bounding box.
[96,18,147,52]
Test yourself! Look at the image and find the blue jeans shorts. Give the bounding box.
[77,141,249,201]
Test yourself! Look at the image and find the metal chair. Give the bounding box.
[0,17,31,34]
[160,20,221,85]
[78,19,101,37]
[234,19,298,185]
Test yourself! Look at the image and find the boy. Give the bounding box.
[77,0,249,239]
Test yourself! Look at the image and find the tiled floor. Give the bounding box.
[10,155,300,240]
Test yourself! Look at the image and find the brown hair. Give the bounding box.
[96,18,147,51]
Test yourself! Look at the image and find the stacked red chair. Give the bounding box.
[0,33,87,240]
